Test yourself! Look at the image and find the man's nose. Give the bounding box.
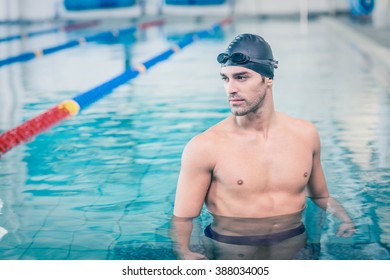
[225,80,238,95]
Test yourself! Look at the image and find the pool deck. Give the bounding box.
[339,15,390,50]
[319,14,390,70]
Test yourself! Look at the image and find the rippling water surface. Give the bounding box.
[0,17,389,259]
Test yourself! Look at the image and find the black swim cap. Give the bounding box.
[217,33,278,79]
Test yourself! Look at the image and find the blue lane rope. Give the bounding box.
[0,27,58,43]
[73,71,140,110]
[72,19,229,111]
[0,19,164,68]
[0,20,99,44]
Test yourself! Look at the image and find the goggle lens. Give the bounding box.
[217,52,249,64]
[217,53,229,64]
[230,53,249,63]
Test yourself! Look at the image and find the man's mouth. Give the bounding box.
[229,98,244,105]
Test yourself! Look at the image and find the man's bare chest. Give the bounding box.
[211,139,313,191]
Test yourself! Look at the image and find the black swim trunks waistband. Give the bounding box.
[204,223,305,246]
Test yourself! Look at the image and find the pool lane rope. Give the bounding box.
[0,17,232,157]
[0,20,100,44]
[0,19,165,68]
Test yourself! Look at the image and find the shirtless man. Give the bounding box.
[171,34,355,260]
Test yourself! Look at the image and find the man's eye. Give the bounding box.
[221,76,227,81]
[237,76,247,80]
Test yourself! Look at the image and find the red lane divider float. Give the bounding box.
[0,101,79,155]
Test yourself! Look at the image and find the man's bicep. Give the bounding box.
[307,126,329,198]
[307,155,329,198]
[173,140,213,218]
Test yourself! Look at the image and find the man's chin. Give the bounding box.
[231,109,248,116]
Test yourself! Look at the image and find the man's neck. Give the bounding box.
[233,103,276,139]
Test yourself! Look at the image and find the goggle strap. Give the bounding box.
[218,53,278,69]
[249,58,279,68]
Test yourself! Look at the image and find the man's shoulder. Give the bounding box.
[194,122,224,141]
[277,112,318,136]
[185,118,229,150]
[278,112,315,127]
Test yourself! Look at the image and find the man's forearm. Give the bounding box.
[309,196,353,223]
[169,216,194,256]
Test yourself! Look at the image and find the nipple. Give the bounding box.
[304,172,308,178]
[237,179,244,185]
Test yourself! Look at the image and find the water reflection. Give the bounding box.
[1,17,389,260]
[171,208,322,260]
[169,193,371,260]
[203,210,307,260]
[0,198,8,241]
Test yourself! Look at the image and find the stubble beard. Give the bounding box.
[230,91,267,117]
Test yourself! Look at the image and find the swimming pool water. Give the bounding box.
[0,16,389,260]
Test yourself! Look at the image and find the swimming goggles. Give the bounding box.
[217,52,278,68]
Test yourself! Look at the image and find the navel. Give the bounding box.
[237,179,244,185]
